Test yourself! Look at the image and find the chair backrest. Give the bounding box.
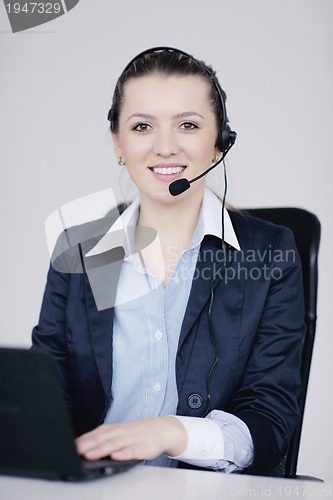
[244,207,321,478]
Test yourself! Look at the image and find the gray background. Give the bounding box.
[1,0,332,482]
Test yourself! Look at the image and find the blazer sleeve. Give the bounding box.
[32,264,76,414]
[232,226,305,475]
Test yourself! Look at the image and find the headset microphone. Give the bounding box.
[169,131,236,196]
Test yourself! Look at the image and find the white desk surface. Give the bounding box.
[0,465,331,500]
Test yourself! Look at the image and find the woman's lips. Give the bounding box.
[151,166,185,174]
[148,164,187,182]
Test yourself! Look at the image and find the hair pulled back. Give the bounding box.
[109,49,226,137]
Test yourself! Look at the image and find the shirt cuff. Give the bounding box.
[167,415,225,467]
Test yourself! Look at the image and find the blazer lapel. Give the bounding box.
[176,208,250,391]
[80,230,124,401]
[70,204,128,402]
[178,236,237,352]
[82,273,115,400]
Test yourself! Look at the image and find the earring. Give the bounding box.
[212,153,220,163]
[117,157,125,166]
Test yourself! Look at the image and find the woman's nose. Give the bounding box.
[153,128,180,157]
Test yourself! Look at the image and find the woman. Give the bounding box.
[32,47,305,476]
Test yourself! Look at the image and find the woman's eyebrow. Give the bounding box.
[127,112,204,121]
[127,113,155,121]
[173,112,204,120]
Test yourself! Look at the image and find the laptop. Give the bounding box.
[0,347,139,481]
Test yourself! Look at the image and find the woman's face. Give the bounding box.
[112,73,220,205]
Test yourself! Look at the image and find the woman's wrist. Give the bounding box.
[159,416,188,457]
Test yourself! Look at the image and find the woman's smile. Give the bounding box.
[148,163,187,182]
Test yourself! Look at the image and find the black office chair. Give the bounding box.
[244,207,321,480]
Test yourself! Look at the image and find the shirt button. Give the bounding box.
[155,330,163,341]
[154,383,161,393]
[173,276,180,285]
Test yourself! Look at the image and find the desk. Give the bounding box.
[0,465,331,500]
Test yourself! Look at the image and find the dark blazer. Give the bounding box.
[32,208,305,477]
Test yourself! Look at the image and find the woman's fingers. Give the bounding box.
[76,425,131,458]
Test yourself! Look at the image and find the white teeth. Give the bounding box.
[152,166,185,175]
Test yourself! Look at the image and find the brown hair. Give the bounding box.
[109,48,226,138]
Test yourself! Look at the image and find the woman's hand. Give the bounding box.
[75,416,187,461]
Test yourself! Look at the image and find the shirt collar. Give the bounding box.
[201,187,240,250]
[85,188,240,257]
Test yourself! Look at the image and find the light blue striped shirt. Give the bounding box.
[99,188,253,471]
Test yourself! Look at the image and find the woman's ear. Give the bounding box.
[112,133,122,159]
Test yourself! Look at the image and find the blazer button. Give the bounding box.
[188,394,203,409]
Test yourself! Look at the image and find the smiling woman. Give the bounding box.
[32,47,305,477]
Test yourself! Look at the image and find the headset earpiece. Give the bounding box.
[218,122,231,152]
[218,123,237,152]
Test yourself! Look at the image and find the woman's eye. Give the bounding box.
[180,122,198,131]
[132,122,151,132]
